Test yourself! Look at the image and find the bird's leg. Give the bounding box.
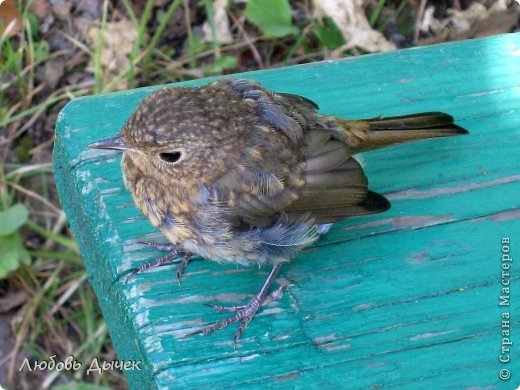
[176,252,192,284]
[197,263,284,347]
[128,242,192,283]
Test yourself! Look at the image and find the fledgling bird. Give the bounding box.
[89,79,468,346]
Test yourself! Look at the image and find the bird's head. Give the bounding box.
[88,85,253,184]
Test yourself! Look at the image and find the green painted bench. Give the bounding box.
[54,33,520,389]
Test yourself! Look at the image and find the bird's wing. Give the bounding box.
[200,79,310,228]
[204,80,389,228]
[285,128,390,223]
[207,133,306,228]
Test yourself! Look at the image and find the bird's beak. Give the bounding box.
[88,135,130,151]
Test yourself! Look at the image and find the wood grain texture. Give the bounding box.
[54,33,520,389]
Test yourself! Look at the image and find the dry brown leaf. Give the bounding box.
[75,0,101,19]
[87,19,138,90]
[419,0,519,45]
[203,0,233,44]
[44,58,65,89]
[51,0,71,20]
[447,3,487,31]
[29,0,50,20]
[489,0,511,12]
[0,291,27,313]
[0,0,22,37]
[469,9,519,38]
[73,16,94,40]
[314,0,396,53]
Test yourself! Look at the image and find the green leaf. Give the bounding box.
[397,9,416,36]
[156,9,167,24]
[313,18,345,49]
[188,35,206,54]
[206,56,238,74]
[14,134,34,163]
[0,233,30,279]
[27,12,40,38]
[0,203,29,236]
[245,0,297,38]
[33,40,50,63]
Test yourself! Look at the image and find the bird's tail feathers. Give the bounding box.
[349,112,468,152]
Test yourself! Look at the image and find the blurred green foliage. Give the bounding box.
[245,0,298,38]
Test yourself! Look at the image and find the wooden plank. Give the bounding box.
[54,33,520,389]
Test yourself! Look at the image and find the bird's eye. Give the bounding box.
[159,151,182,163]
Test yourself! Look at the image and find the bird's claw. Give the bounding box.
[125,252,178,283]
[126,243,192,284]
[198,295,262,348]
[197,281,291,347]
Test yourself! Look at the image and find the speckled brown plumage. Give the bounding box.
[89,78,468,346]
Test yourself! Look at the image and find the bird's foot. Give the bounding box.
[127,242,192,283]
[197,280,291,348]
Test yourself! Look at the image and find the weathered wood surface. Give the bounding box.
[54,33,520,389]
